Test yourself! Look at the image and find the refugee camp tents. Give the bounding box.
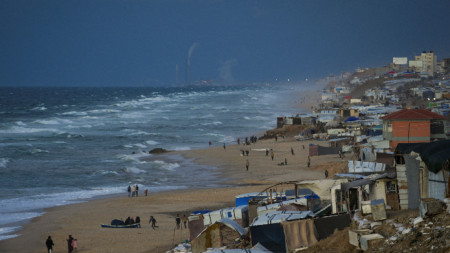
[250,211,315,253]
[256,198,308,217]
[203,205,249,227]
[191,218,247,253]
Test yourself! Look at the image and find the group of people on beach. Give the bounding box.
[175,214,188,229]
[237,136,258,145]
[128,184,139,197]
[125,216,141,226]
[45,234,77,253]
[127,184,149,197]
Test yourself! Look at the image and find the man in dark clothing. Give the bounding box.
[176,214,181,229]
[67,235,74,253]
[149,216,157,229]
[136,216,141,228]
[127,185,131,197]
[46,236,54,253]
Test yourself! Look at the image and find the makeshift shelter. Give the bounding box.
[191,218,247,253]
[256,198,308,216]
[203,205,249,227]
[395,140,450,209]
[309,144,341,156]
[296,179,348,201]
[250,211,314,253]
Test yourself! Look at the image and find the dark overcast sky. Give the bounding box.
[1,0,450,87]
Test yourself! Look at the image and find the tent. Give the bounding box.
[191,218,247,253]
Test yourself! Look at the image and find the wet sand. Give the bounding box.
[0,88,346,253]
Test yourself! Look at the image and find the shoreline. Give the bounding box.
[0,88,334,253]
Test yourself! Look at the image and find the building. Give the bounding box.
[381,109,447,149]
[409,51,437,77]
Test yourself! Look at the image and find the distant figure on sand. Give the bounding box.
[307,156,311,168]
[183,214,188,229]
[325,169,329,178]
[144,189,148,196]
[270,151,274,161]
[291,147,294,155]
[71,238,78,251]
[45,236,54,253]
[127,185,131,197]
[223,143,226,149]
[67,235,74,253]
[176,214,181,229]
[246,159,249,171]
[149,216,157,229]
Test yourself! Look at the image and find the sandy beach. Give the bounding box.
[0,89,348,253]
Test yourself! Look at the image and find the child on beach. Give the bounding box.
[71,239,78,251]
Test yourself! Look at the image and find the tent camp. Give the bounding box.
[190,218,247,253]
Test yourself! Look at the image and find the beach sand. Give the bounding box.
[0,89,347,253]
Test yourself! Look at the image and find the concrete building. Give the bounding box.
[381,109,447,149]
[409,51,437,77]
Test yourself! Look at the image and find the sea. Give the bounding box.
[0,83,317,240]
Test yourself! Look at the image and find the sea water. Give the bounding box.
[0,84,316,240]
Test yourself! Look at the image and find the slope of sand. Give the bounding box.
[0,88,348,253]
[0,136,347,253]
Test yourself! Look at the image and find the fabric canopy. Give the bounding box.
[396,140,450,173]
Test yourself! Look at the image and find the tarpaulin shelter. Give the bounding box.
[250,211,314,253]
[344,116,360,122]
[395,140,450,208]
[191,218,247,253]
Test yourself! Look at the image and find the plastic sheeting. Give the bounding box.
[296,179,348,201]
[396,140,450,173]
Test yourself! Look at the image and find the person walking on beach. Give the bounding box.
[183,214,188,229]
[245,159,249,171]
[45,235,54,253]
[135,184,139,197]
[291,147,295,155]
[149,216,157,229]
[325,169,329,178]
[176,214,181,229]
[307,156,311,168]
[223,143,226,150]
[67,235,74,253]
[270,150,274,161]
[127,185,131,197]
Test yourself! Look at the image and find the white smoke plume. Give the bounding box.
[187,42,200,64]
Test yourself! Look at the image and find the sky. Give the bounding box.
[1,0,450,87]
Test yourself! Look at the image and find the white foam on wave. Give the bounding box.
[0,186,128,233]
[118,154,147,163]
[201,121,223,126]
[0,158,9,168]
[31,106,47,111]
[124,166,147,174]
[145,140,159,145]
[34,118,73,125]
[0,126,62,135]
[0,226,20,241]
[14,121,27,126]
[88,109,121,114]
[30,148,49,154]
[152,160,180,171]
[123,129,151,136]
[201,113,215,118]
[60,111,88,116]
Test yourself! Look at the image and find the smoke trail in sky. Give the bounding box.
[187,42,200,65]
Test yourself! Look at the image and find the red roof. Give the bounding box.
[381,109,445,120]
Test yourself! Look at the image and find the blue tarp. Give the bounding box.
[344,116,359,122]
